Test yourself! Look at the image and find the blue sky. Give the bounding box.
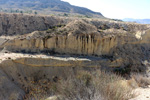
[62,0,150,19]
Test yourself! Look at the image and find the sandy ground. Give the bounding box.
[0,52,91,63]
[130,86,150,100]
[47,86,150,100]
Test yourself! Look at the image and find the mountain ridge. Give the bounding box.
[0,0,104,18]
[123,18,150,24]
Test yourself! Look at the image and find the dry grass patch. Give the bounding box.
[54,70,135,100]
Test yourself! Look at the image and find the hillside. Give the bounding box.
[0,0,104,18]
[0,13,150,100]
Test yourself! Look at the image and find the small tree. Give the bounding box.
[16,9,19,13]
[63,13,68,17]
[34,11,38,15]
[20,11,23,13]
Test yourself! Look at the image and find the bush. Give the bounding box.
[54,70,134,100]
[131,73,150,88]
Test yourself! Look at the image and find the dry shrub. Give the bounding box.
[55,70,134,100]
[131,74,150,88]
[126,78,139,89]
[22,78,54,100]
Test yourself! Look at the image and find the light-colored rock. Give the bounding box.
[2,34,134,56]
[0,16,149,71]
[1,17,150,57]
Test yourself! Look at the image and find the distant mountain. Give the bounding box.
[123,18,150,24]
[0,0,104,18]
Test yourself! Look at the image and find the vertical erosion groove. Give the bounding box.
[55,36,58,47]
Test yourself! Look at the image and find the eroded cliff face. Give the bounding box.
[4,34,133,55]
[0,14,150,69]
[0,16,150,71]
[3,25,150,57]
[0,57,102,100]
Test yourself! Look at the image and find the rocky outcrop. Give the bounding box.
[1,17,150,75]
[3,34,131,55]
[3,20,150,56]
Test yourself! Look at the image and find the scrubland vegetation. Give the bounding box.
[22,69,150,100]
[54,70,134,100]
[23,70,137,100]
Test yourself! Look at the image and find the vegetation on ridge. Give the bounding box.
[0,0,103,18]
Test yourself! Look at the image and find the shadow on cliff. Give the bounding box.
[109,42,150,75]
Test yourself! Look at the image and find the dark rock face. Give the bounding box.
[0,13,64,35]
[0,69,25,100]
